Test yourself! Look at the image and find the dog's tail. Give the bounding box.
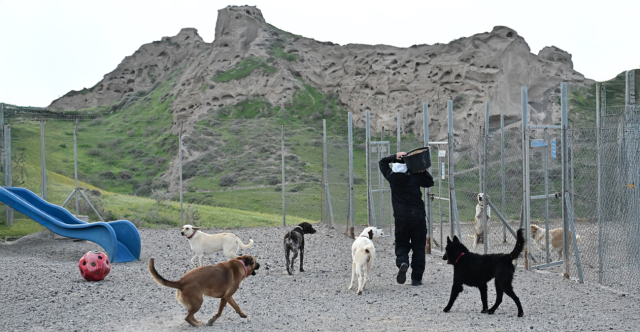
[363,243,374,254]
[510,229,525,260]
[236,237,254,249]
[148,258,181,289]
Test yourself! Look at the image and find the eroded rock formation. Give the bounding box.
[49,5,592,141]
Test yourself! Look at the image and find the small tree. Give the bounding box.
[185,204,201,226]
[152,189,171,205]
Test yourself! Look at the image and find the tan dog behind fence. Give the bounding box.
[530,225,581,261]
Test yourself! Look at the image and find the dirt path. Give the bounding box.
[1,224,638,331]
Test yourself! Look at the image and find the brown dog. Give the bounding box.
[148,255,260,327]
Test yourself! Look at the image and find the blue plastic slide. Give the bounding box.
[0,186,141,262]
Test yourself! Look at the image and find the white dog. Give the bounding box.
[530,224,581,261]
[348,226,384,295]
[473,193,491,250]
[181,225,254,267]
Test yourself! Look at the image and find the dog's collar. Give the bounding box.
[294,226,303,231]
[187,231,196,240]
[454,252,465,264]
[239,259,248,278]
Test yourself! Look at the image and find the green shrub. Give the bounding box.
[220,174,237,187]
[213,57,277,82]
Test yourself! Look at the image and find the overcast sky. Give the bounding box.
[1,0,637,107]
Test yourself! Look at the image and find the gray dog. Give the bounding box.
[284,222,317,275]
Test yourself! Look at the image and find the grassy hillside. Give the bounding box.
[6,42,630,239]
[568,70,639,127]
[1,62,372,236]
[0,163,314,238]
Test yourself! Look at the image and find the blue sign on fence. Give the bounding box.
[552,139,556,159]
[531,139,548,147]
[441,163,445,179]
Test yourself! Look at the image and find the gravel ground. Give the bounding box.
[1,223,639,331]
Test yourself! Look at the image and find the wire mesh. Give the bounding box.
[2,89,639,295]
[368,140,392,236]
[427,143,451,251]
[0,115,323,228]
[590,105,640,293]
[481,126,525,254]
[323,129,368,232]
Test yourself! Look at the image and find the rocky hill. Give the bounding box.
[49,5,592,141]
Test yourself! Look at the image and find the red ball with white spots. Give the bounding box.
[78,251,111,281]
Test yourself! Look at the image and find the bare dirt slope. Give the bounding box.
[1,224,637,331]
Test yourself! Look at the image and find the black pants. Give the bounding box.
[395,218,426,282]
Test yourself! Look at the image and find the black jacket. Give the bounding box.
[379,154,434,220]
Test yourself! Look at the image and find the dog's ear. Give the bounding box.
[447,236,452,244]
[244,256,254,267]
[193,227,201,231]
[453,236,460,244]
[368,229,374,240]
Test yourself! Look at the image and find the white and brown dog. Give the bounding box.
[348,226,384,295]
[181,225,254,267]
[530,225,581,261]
[473,193,491,250]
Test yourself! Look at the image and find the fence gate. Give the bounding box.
[368,140,392,238]
[522,84,584,281]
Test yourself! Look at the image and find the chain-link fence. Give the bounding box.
[592,104,640,293]
[2,78,639,294]
[0,108,323,229]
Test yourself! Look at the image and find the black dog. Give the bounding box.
[442,228,525,317]
[284,222,317,275]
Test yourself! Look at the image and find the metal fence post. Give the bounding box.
[561,82,570,279]
[348,112,355,236]
[74,119,79,216]
[479,125,483,194]
[522,86,531,270]
[179,122,184,227]
[323,119,335,228]
[423,102,432,254]
[281,124,286,226]
[483,102,489,254]
[501,114,506,243]
[544,129,551,263]
[322,119,326,224]
[4,125,13,226]
[366,110,371,227]
[41,121,47,200]
[379,129,384,229]
[447,100,455,238]
[595,82,603,284]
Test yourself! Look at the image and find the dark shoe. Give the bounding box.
[397,263,409,284]
[411,279,423,286]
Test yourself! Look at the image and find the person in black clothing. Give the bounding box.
[379,152,434,286]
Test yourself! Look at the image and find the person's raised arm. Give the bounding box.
[379,152,406,180]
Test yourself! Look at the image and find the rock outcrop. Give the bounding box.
[49,5,592,141]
